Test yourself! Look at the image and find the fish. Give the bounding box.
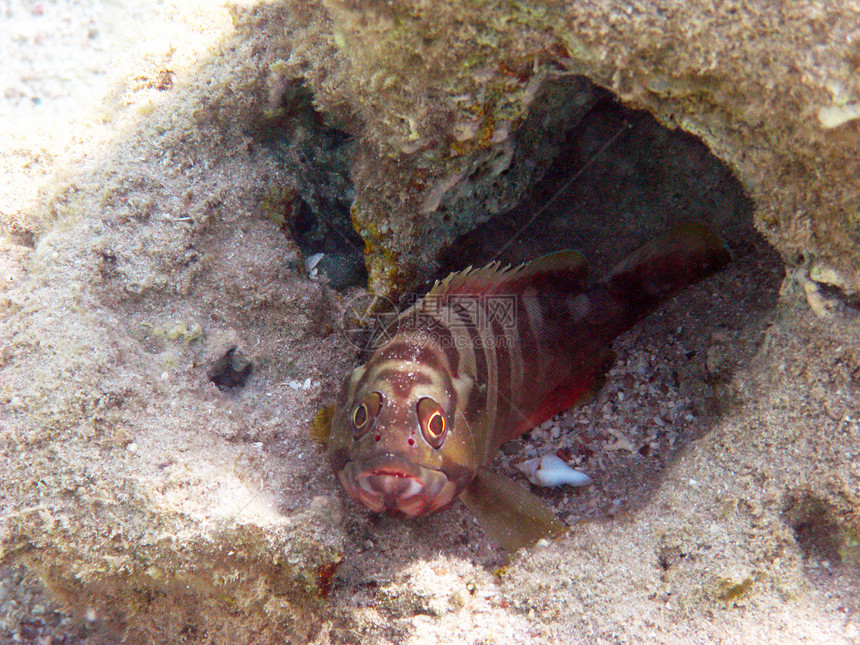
[328,223,730,550]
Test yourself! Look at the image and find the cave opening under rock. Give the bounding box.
[256,71,786,523]
[436,78,760,278]
[361,75,783,523]
[427,79,786,523]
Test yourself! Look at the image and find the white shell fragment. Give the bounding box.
[515,454,592,488]
[304,252,325,278]
[285,378,315,391]
[304,252,325,273]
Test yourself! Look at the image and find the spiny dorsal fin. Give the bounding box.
[427,250,589,298]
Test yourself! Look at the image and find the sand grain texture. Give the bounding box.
[1,1,858,643]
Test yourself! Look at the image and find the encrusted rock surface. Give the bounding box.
[280,0,860,297]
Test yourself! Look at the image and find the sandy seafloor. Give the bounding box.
[1,2,237,641]
[1,1,859,643]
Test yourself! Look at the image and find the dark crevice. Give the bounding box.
[416,76,782,524]
[208,347,253,390]
[436,90,756,278]
[253,79,366,290]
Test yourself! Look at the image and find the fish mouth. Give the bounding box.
[338,454,458,517]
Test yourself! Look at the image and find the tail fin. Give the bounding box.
[603,223,730,312]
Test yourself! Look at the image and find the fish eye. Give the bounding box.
[352,404,368,428]
[352,392,382,438]
[416,397,448,449]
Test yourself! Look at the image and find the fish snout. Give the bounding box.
[338,454,456,517]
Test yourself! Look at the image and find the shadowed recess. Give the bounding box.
[208,347,253,390]
[253,80,367,291]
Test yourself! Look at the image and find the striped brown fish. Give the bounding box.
[328,224,730,550]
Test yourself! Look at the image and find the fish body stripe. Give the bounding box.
[451,299,499,439]
[365,339,446,372]
[491,314,513,417]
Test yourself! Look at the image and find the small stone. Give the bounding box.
[706,345,725,374]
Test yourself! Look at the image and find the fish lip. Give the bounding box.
[338,453,457,517]
[358,454,425,479]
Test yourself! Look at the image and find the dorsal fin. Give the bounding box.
[427,250,588,298]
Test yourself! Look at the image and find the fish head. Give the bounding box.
[328,360,477,518]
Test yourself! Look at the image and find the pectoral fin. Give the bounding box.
[459,466,567,551]
[312,405,335,445]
